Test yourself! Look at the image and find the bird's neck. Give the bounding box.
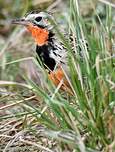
[27,24,50,46]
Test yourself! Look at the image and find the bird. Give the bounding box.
[12,11,74,94]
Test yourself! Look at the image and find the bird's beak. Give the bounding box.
[11,18,30,26]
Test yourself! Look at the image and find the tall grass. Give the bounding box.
[24,0,115,151]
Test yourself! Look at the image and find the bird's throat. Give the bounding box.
[27,24,49,46]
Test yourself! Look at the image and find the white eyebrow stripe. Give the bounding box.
[25,12,47,20]
[25,14,39,20]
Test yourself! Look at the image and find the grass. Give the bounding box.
[0,0,115,151]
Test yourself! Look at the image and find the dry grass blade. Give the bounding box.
[98,0,115,8]
[0,95,36,110]
[20,137,53,152]
[0,81,32,89]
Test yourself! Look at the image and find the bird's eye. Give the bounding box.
[35,16,42,22]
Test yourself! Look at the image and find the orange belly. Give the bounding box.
[48,67,73,95]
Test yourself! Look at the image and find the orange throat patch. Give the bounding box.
[27,24,49,46]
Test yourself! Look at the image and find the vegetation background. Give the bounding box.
[0,0,115,151]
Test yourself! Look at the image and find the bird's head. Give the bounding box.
[12,11,54,46]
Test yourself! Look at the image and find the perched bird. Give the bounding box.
[12,11,74,94]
